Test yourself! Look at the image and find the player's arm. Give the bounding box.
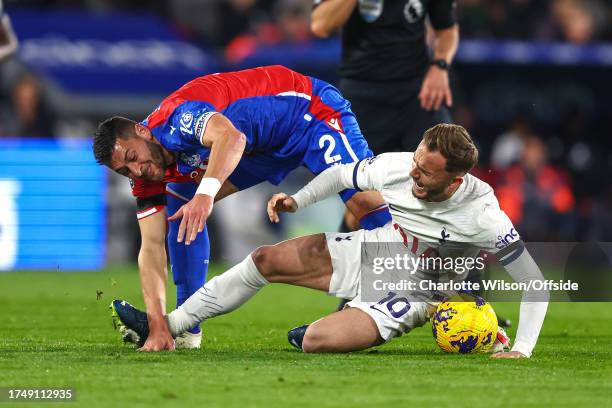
[310,0,357,38]
[200,113,246,190]
[419,0,459,111]
[267,155,388,222]
[136,210,175,351]
[492,240,549,359]
[0,13,18,61]
[168,113,246,245]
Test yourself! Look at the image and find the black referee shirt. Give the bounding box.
[315,0,457,82]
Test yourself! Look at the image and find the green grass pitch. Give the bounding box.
[1,266,611,408]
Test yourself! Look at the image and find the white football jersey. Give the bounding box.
[293,151,548,356]
[352,152,520,254]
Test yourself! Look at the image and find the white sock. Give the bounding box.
[166,254,268,336]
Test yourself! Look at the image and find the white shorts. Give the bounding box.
[325,224,431,341]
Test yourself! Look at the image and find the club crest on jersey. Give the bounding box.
[180,111,194,135]
[359,0,383,23]
[439,227,450,244]
[404,0,424,24]
[180,153,201,168]
[495,228,519,249]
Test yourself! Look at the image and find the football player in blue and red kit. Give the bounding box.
[93,65,391,351]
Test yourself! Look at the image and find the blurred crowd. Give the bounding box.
[6,0,612,46]
[2,0,612,245]
[460,0,612,43]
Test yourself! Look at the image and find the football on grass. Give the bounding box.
[431,296,498,354]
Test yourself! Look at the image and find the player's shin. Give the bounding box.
[166,254,268,336]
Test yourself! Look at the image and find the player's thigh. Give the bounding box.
[251,234,333,292]
[302,307,384,353]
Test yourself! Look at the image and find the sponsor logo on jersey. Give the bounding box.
[335,235,352,242]
[179,153,201,168]
[403,0,424,24]
[180,111,194,135]
[359,0,383,23]
[327,117,342,131]
[495,228,519,249]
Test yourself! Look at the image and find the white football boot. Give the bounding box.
[175,331,202,349]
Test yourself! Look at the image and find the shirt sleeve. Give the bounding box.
[352,154,391,192]
[427,0,457,30]
[130,178,167,220]
[291,162,356,209]
[478,201,548,357]
[291,153,391,209]
[171,101,219,148]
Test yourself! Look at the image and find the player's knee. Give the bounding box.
[301,326,329,353]
[251,245,278,279]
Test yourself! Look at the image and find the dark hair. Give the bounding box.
[93,116,137,166]
[422,124,479,174]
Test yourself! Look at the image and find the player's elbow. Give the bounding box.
[235,132,247,148]
[310,20,332,39]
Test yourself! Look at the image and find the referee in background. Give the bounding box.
[311,0,457,155]
[311,0,457,233]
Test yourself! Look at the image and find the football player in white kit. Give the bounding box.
[112,124,548,358]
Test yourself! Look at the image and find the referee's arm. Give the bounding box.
[311,0,357,38]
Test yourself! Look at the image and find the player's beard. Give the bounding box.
[411,181,449,201]
[144,140,167,181]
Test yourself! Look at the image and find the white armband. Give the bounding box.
[196,177,221,198]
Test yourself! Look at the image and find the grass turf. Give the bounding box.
[1,266,611,408]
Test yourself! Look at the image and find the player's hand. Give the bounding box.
[138,323,175,352]
[490,351,528,359]
[167,194,213,245]
[418,65,452,111]
[267,192,298,223]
